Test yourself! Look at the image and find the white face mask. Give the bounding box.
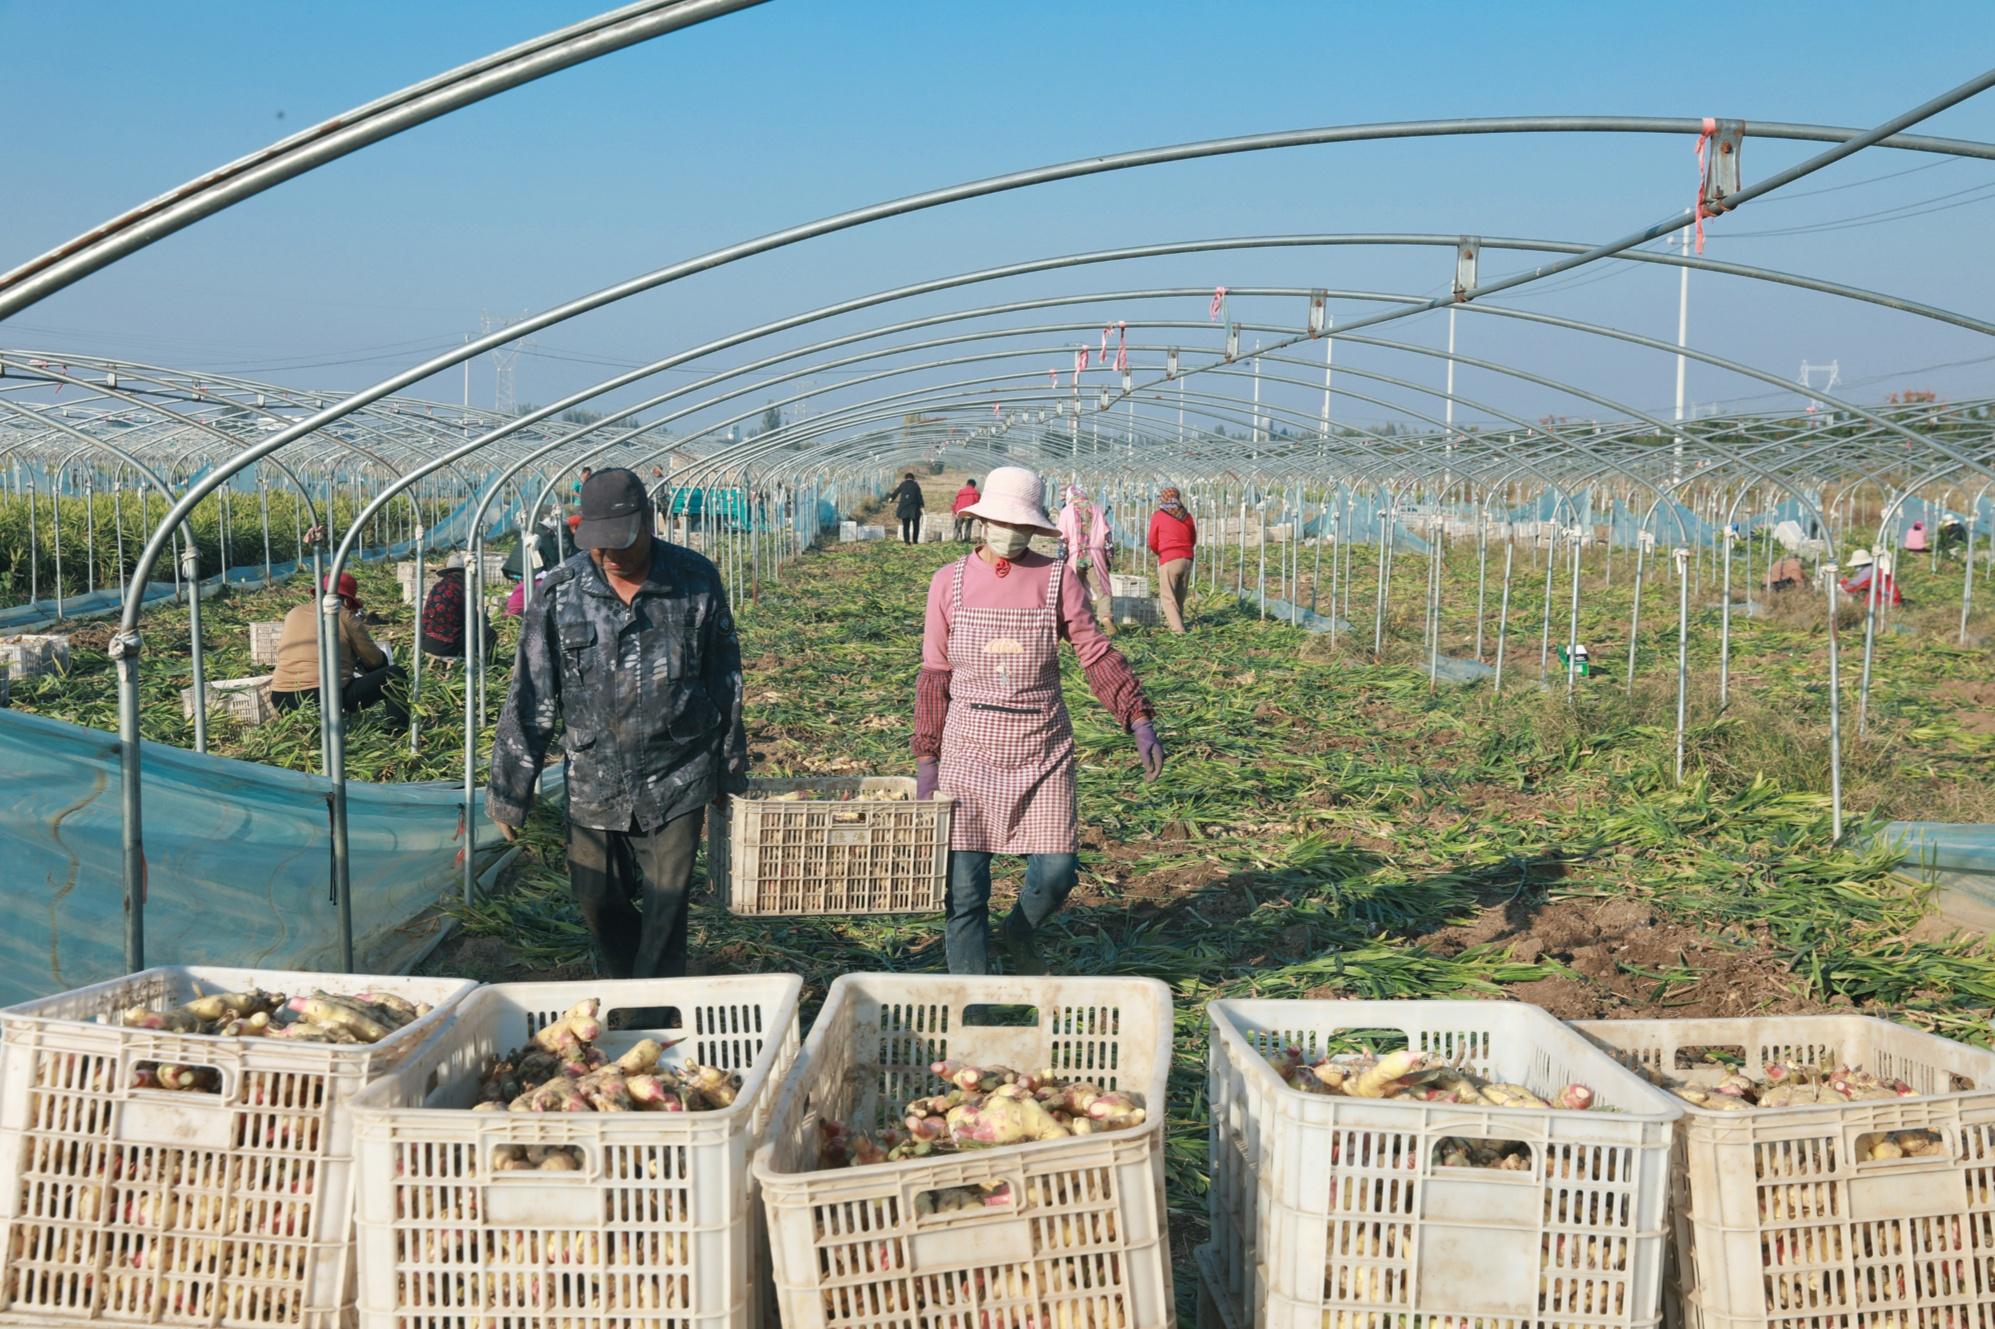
[986,526,1034,559]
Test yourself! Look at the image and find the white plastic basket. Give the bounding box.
[1575,1015,1995,1329]
[247,622,285,667]
[1206,999,1681,1329]
[180,676,274,727]
[754,974,1177,1329]
[0,966,473,1329]
[0,633,70,679]
[350,976,803,1329]
[710,776,951,917]
[1109,575,1150,599]
[1112,596,1160,628]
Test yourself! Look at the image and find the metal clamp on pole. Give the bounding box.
[1308,290,1328,336]
[1701,119,1747,215]
[1454,238,1480,301]
[1165,347,1180,380]
[1225,325,1240,362]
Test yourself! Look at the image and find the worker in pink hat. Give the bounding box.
[913,466,1165,975]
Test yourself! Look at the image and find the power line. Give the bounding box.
[1751,155,1962,203]
[1718,178,1995,239]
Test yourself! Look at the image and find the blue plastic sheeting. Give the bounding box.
[1881,821,1995,902]
[0,514,507,634]
[1241,590,1349,635]
[0,584,178,632]
[0,709,515,1005]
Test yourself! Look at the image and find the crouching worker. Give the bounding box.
[486,468,748,981]
[269,572,409,727]
[1765,555,1806,595]
[914,466,1165,976]
[418,552,498,661]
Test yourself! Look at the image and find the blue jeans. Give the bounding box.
[945,850,1079,975]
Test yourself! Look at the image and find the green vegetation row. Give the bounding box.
[0,492,456,600]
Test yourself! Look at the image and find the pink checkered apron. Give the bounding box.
[937,554,1079,854]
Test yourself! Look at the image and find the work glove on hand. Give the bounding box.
[915,758,940,801]
[1133,720,1165,782]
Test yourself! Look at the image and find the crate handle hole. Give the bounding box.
[132,1060,224,1095]
[1856,1130,1949,1164]
[962,1004,1038,1028]
[490,1144,587,1175]
[607,1006,684,1034]
[914,1180,1016,1220]
[1433,1136,1534,1173]
[1673,1044,1748,1071]
[1321,1028,1410,1058]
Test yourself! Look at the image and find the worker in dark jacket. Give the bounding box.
[487,468,749,981]
[893,473,926,545]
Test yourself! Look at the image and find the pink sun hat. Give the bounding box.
[960,465,1059,535]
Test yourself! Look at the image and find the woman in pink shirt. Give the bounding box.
[1057,484,1115,623]
[914,467,1164,974]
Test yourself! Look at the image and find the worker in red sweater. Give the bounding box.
[951,478,982,543]
[1146,487,1199,633]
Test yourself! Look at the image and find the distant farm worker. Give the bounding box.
[1937,516,1968,555]
[487,468,747,982]
[1147,486,1199,633]
[269,572,409,728]
[914,466,1164,975]
[894,472,926,545]
[418,553,497,661]
[1057,485,1115,624]
[1905,520,1929,552]
[1839,548,1902,607]
[952,478,981,542]
[1764,555,1806,595]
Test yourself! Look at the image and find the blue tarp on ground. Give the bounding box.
[1237,590,1496,684]
[0,709,516,1005]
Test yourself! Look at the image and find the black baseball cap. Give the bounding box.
[576,467,649,549]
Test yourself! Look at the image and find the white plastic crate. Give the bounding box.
[180,675,275,727]
[857,525,887,543]
[0,966,473,1329]
[1575,1015,1995,1329]
[1111,596,1160,628]
[1109,574,1150,599]
[1206,999,1681,1329]
[839,521,861,543]
[350,976,804,1329]
[754,974,1176,1329]
[247,622,285,667]
[709,776,952,917]
[919,514,951,543]
[0,633,70,679]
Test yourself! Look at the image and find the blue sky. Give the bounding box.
[3,1,1994,435]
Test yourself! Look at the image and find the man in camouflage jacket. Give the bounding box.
[487,468,747,980]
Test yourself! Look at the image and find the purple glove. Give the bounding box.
[916,758,940,801]
[1133,721,1164,782]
